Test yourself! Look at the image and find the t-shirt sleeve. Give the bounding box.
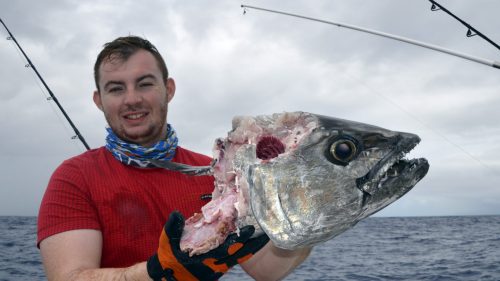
[37,159,101,246]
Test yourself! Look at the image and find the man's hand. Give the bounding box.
[147,211,269,281]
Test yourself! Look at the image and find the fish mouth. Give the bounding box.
[355,133,429,205]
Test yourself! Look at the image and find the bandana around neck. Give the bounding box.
[105,124,178,168]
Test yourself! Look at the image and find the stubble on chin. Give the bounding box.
[104,105,169,146]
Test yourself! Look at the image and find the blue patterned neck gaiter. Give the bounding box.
[105,124,178,168]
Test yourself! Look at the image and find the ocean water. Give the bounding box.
[0,217,43,281]
[1,216,499,280]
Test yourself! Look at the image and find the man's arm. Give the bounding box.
[240,242,312,281]
[39,229,150,281]
[39,226,309,281]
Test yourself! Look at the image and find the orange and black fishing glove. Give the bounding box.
[147,211,270,281]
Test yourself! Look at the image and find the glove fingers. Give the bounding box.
[165,211,185,240]
[229,225,255,244]
[245,233,270,253]
[215,233,270,267]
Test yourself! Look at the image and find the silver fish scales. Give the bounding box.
[151,112,429,255]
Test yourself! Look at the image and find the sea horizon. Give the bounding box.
[2,215,499,280]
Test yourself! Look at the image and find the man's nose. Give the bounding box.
[123,88,142,105]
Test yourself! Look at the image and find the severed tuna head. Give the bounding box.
[151,112,429,255]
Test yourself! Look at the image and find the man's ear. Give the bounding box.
[93,90,103,111]
[165,78,176,103]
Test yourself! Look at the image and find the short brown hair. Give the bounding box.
[93,36,169,91]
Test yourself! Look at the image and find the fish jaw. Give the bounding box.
[249,113,429,250]
[358,157,429,218]
[355,132,430,218]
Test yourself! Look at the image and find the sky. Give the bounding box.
[0,0,499,217]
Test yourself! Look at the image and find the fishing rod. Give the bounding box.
[241,4,499,174]
[241,4,500,70]
[429,0,500,52]
[0,18,91,150]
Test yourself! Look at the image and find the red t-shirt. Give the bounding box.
[37,146,214,267]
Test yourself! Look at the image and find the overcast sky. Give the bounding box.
[1,0,499,217]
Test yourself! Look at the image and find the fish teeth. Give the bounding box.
[374,152,406,183]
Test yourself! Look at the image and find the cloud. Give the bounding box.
[0,0,499,216]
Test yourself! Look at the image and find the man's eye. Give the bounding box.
[108,87,123,93]
[139,82,153,88]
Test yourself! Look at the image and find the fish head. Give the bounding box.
[247,112,429,249]
[149,111,429,253]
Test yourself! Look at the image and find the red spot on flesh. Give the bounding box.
[256,136,285,160]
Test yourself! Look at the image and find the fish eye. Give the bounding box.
[328,138,359,165]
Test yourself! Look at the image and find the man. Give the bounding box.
[37,36,311,280]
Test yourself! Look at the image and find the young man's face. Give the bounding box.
[93,50,175,147]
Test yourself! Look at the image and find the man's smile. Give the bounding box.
[123,112,148,121]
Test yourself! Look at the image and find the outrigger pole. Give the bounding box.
[241,4,500,70]
[0,18,91,150]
